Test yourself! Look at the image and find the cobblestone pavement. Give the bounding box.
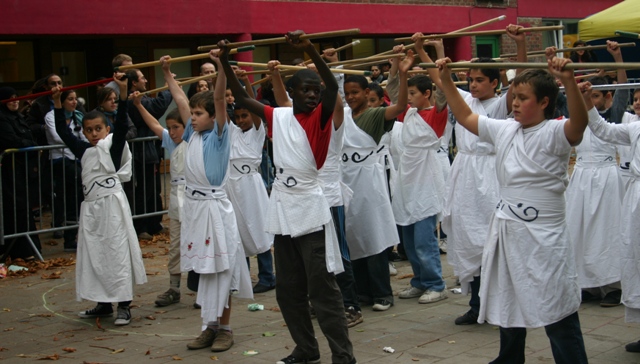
[2,226,640,364]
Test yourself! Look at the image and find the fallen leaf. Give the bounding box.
[154,310,167,314]
[412,359,420,361]
[37,353,60,360]
[172,355,183,360]
[142,252,154,259]
[30,313,55,317]
[448,340,456,344]
[355,329,365,332]
[0,347,8,351]
[111,348,125,354]
[53,336,59,341]
[95,318,103,330]
[398,273,414,279]
[145,348,151,355]
[41,271,62,279]
[145,315,156,320]
[210,356,218,360]
[3,308,10,312]
[4,327,14,331]
[269,306,281,312]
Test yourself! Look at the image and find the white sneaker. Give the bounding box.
[389,262,397,276]
[398,286,425,299]
[418,290,448,304]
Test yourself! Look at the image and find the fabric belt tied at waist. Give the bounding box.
[185,185,227,200]
[575,155,616,168]
[171,176,186,186]
[83,176,123,201]
[496,187,565,225]
[230,159,260,178]
[272,167,320,193]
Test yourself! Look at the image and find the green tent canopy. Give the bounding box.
[579,0,640,41]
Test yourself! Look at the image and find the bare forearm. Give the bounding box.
[271,71,292,107]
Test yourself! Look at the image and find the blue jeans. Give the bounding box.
[402,215,445,292]
[246,250,276,287]
[331,206,359,310]
[469,274,481,314]
[490,312,588,364]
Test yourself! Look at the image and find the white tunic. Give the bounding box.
[319,121,352,209]
[180,130,252,320]
[586,108,640,322]
[76,134,147,302]
[566,126,623,289]
[265,108,343,274]
[619,112,640,190]
[437,120,454,182]
[341,108,399,260]
[442,90,504,292]
[391,108,445,226]
[478,117,580,328]
[226,123,273,257]
[168,140,187,221]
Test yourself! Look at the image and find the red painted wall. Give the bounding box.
[0,0,618,36]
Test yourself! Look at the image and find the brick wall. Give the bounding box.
[498,17,544,58]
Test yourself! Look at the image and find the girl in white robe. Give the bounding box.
[437,58,590,363]
[583,89,640,353]
[53,77,146,327]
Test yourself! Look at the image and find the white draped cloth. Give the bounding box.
[437,120,454,182]
[319,121,352,209]
[391,108,445,226]
[477,117,580,328]
[265,108,343,274]
[341,108,399,260]
[619,112,640,190]
[168,141,186,221]
[226,123,273,257]
[586,108,640,322]
[180,130,252,322]
[442,90,504,293]
[76,134,147,302]
[566,126,623,289]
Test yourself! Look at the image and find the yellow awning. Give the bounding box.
[579,0,640,41]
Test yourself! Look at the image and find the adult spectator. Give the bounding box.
[187,62,216,99]
[105,54,133,98]
[95,87,137,140]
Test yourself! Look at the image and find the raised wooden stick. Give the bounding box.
[560,82,639,91]
[377,15,507,57]
[304,40,363,65]
[346,54,419,70]
[500,42,637,58]
[615,30,640,40]
[2,78,114,103]
[116,46,255,71]
[276,64,372,76]
[198,29,361,51]
[396,25,564,42]
[251,76,272,87]
[142,74,216,95]
[326,53,404,67]
[417,61,640,70]
[574,71,617,81]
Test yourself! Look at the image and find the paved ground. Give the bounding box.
[2,223,640,364]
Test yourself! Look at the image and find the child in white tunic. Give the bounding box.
[225,104,274,287]
[53,75,147,326]
[220,32,357,364]
[437,56,590,364]
[133,57,191,308]
[182,53,252,353]
[582,86,640,353]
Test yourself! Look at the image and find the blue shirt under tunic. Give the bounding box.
[182,119,229,186]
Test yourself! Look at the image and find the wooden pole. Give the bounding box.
[376,15,508,57]
[326,53,404,67]
[574,71,617,80]
[276,64,372,75]
[0,41,17,45]
[251,76,272,87]
[115,46,255,71]
[142,74,217,95]
[198,29,361,51]
[417,61,640,70]
[500,42,637,58]
[2,78,114,103]
[396,25,564,42]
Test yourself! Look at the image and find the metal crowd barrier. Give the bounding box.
[0,136,170,262]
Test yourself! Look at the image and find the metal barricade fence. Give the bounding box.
[0,136,170,262]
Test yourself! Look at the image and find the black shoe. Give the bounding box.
[64,243,77,252]
[78,303,113,318]
[600,290,622,307]
[389,251,403,262]
[626,340,640,353]
[276,354,321,364]
[114,306,131,326]
[581,290,600,303]
[454,310,479,325]
[252,283,275,294]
